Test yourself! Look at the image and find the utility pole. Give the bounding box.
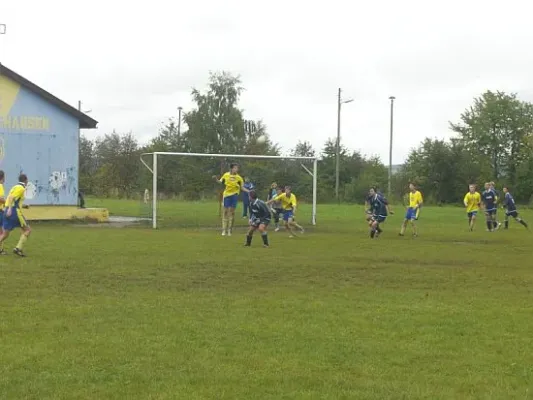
[335,88,353,202]
[177,106,183,141]
[388,96,396,198]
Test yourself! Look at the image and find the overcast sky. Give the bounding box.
[1,0,532,164]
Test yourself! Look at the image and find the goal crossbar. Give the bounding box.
[140,152,318,229]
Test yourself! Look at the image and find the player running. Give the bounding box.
[464,184,481,231]
[213,163,250,236]
[244,191,271,247]
[0,174,31,256]
[488,181,501,230]
[267,186,304,237]
[481,182,500,231]
[501,186,528,229]
[368,187,393,239]
[269,186,284,232]
[399,183,423,237]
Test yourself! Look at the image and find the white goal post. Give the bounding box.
[140,152,318,229]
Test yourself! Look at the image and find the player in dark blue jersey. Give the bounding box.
[489,181,501,230]
[245,191,271,247]
[367,187,393,238]
[481,182,499,231]
[502,186,528,229]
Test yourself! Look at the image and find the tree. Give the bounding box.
[79,135,96,194]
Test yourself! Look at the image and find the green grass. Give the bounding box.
[1,200,533,399]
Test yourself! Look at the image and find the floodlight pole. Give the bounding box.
[177,106,183,141]
[335,88,353,203]
[388,96,395,198]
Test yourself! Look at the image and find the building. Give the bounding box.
[0,63,106,221]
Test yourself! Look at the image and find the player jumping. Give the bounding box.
[0,174,31,256]
[399,183,423,237]
[464,184,481,231]
[501,186,528,229]
[245,191,271,247]
[481,182,499,231]
[213,163,249,236]
[368,187,392,239]
[267,186,304,238]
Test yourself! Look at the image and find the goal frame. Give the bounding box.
[140,152,318,229]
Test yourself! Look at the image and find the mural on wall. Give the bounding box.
[0,74,79,205]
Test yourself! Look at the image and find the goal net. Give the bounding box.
[139,152,318,229]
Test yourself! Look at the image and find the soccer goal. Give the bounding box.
[140,152,318,229]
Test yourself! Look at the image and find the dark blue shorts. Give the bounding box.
[251,218,270,227]
[506,210,518,218]
[467,211,478,219]
[2,209,28,231]
[485,208,496,215]
[223,194,238,209]
[372,215,386,223]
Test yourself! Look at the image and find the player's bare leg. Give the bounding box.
[258,224,269,247]
[285,220,297,237]
[411,220,418,237]
[399,219,408,236]
[221,208,229,235]
[484,213,493,232]
[13,226,30,257]
[370,220,380,238]
[244,225,256,246]
[291,220,305,234]
[469,214,476,231]
[227,208,236,236]
[0,229,10,255]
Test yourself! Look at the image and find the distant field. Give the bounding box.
[1,200,532,399]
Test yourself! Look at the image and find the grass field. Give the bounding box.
[1,200,533,399]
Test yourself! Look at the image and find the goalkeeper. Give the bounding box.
[245,191,271,248]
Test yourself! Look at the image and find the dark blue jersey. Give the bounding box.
[370,194,388,217]
[482,190,496,210]
[250,199,271,220]
[503,192,517,212]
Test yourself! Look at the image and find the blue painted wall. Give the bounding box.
[0,74,79,205]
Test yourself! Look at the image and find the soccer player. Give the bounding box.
[481,182,499,232]
[269,186,284,232]
[213,163,249,236]
[489,181,501,230]
[368,187,392,238]
[399,183,423,237]
[0,174,31,256]
[0,170,6,255]
[244,191,271,247]
[267,186,304,237]
[241,177,255,218]
[501,186,528,229]
[463,184,481,231]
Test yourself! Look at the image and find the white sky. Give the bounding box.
[1,0,532,164]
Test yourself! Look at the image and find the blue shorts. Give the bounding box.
[506,210,518,218]
[251,218,270,227]
[2,209,28,231]
[223,194,238,209]
[372,215,386,223]
[405,207,418,220]
[467,211,478,218]
[485,208,496,215]
[0,210,3,226]
[283,210,294,221]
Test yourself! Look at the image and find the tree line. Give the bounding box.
[79,73,533,205]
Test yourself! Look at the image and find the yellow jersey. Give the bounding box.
[5,183,26,210]
[274,192,297,211]
[464,192,481,213]
[219,172,244,198]
[408,190,423,208]
[0,183,4,211]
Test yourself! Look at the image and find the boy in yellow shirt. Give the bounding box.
[464,184,481,232]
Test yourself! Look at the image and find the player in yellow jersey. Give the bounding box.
[267,186,304,237]
[399,183,423,237]
[0,174,31,256]
[0,170,6,255]
[464,184,481,231]
[213,163,249,236]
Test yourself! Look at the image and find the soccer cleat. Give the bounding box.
[244,243,251,247]
[300,229,305,234]
[0,250,7,255]
[398,233,404,236]
[275,227,280,232]
[13,248,25,257]
[227,230,232,237]
[496,223,501,230]
[263,244,269,248]
[221,231,227,236]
